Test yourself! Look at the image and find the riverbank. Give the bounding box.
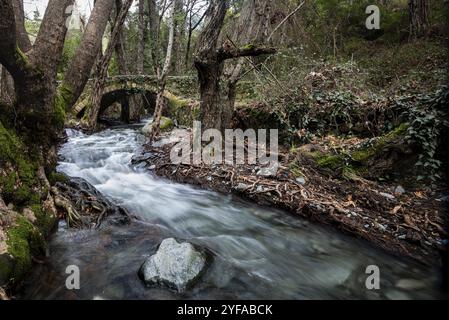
[18,125,446,299]
[134,129,447,264]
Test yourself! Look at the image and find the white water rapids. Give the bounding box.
[22,122,442,300]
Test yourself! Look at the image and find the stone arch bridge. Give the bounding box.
[72,75,198,125]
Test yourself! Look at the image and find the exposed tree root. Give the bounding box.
[50,177,130,229]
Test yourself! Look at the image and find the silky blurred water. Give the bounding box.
[21,122,444,300]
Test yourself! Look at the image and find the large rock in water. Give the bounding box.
[139,238,208,292]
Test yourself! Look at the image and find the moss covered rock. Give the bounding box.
[302,124,415,182]
[0,121,57,288]
[142,117,175,136]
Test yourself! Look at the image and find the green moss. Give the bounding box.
[316,154,345,170]
[15,46,31,68]
[166,94,198,126]
[351,124,408,163]
[241,44,256,51]
[0,122,39,206]
[0,172,17,200]
[159,117,175,131]
[54,84,73,128]
[5,216,44,283]
[48,172,69,185]
[58,84,74,110]
[31,204,56,237]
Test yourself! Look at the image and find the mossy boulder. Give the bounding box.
[301,124,416,181]
[165,93,199,127]
[142,117,175,136]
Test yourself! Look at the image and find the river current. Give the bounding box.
[21,122,442,300]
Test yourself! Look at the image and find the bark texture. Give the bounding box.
[150,0,176,141]
[194,0,276,131]
[409,0,429,38]
[62,0,115,111]
[0,0,74,148]
[85,0,133,130]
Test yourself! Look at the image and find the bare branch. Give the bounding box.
[268,1,305,42]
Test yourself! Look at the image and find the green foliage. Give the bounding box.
[58,30,83,77]
[404,86,449,182]
[31,204,57,238]
[48,172,69,186]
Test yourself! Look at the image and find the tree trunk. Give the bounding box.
[85,0,133,130]
[62,0,115,111]
[409,0,429,38]
[185,3,207,72]
[0,0,74,149]
[150,0,176,141]
[137,0,146,75]
[194,0,276,131]
[170,0,184,75]
[148,0,160,75]
[114,0,132,123]
[1,0,31,106]
[133,0,147,121]
[12,0,31,52]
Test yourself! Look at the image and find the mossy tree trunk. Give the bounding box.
[0,0,74,152]
[0,0,31,108]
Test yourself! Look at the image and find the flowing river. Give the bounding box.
[21,122,443,300]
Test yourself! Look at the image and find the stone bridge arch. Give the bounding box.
[72,76,194,127]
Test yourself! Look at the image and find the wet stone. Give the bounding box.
[139,238,209,293]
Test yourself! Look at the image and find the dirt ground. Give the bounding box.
[133,129,448,265]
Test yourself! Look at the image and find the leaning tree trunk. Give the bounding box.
[225,0,274,122]
[85,0,133,130]
[62,0,115,112]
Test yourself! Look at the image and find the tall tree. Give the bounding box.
[85,0,134,130]
[133,0,148,121]
[0,0,74,150]
[184,0,207,71]
[194,0,276,131]
[149,0,177,141]
[409,0,429,38]
[62,0,116,111]
[1,0,31,106]
[225,0,274,112]
[114,0,132,123]
[136,0,147,75]
[170,0,185,75]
